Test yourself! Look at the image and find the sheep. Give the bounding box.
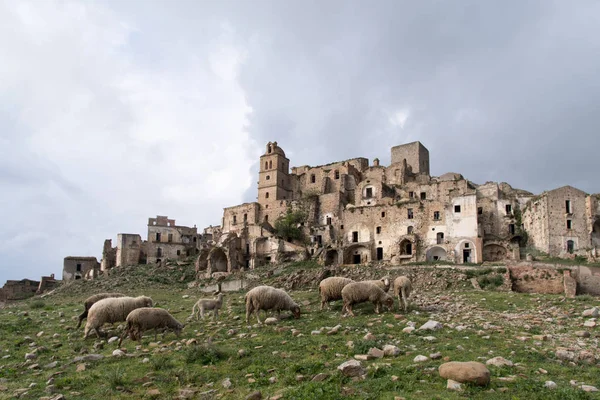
[363,276,391,293]
[191,293,224,320]
[76,292,126,329]
[393,276,412,312]
[245,285,301,324]
[341,281,394,317]
[118,307,183,346]
[318,277,354,310]
[83,296,153,339]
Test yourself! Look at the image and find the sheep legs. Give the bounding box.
[397,288,409,312]
[76,310,88,329]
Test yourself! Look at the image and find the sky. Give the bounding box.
[1,0,599,283]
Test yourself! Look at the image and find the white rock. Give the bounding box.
[447,379,463,391]
[582,385,598,392]
[107,336,119,344]
[402,327,415,333]
[311,330,322,335]
[422,336,437,342]
[486,356,513,367]
[112,350,125,357]
[414,355,429,363]
[419,320,443,331]
[222,378,232,389]
[383,345,401,357]
[583,320,596,328]
[264,317,278,325]
[337,360,365,377]
[544,381,557,389]
[582,307,599,318]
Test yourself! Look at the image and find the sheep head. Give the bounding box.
[291,305,301,319]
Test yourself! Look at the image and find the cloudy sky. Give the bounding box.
[1,0,599,283]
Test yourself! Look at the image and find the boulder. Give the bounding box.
[439,361,490,386]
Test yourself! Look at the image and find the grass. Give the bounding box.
[0,268,599,399]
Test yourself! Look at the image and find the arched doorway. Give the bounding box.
[592,220,600,248]
[210,248,228,272]
[426,246,447,262]
[456,240,476,263]
[325,250,338,266]
[344,245,370,264]
[399,239,412,256]
[483,244,507,261]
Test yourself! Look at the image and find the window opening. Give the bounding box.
[168,233,173,242]
[566,200,572,213]
[420,192,426,200]
[326,217,332,225]
[381,211,386,218]
[567,220,572,229]
[567,240,575,253]
[409,191,414,198]
[352,231,358,242]
[437,232,444,244]
[156,248,162,257]
[407,208,413,219]
[334,170,339,179]
[433,211,440,220]
[366,187,373,198]
[407,226,413,234]
[506,204,512,214]
[310,174,316,183]
[156,233,161,242]
[376,226,381,234]
[478,207,483,215]
[376,247,383,261]
[233,216,237,225]
[76,263,82,272]
[509,224,515,235]
[266,175,270,180]
[454,205,461,213]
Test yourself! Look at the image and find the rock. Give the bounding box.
[575,331,590,338]
[37,331,44,337]
[430,352,442,360]
[45,385,56,394]
[112,349,125,357]
[439,361,490,386]
[383,345,400,357]
[245,391,262,400]
[178,388,196,399]
[402,327,415,333]
[268,377,277,384]
[422,336,437,342]
[486,356,513,367]
[419,320,443,331]
[368,348,384,358]
[581,385,599,392]
[354,354,374,361]
[73,354,103,362]
[311,373,329,382]
[25,353,36,360]
[579,350,596,364]
[238,349,247,358]
[555,349,577,362]
[147,389,161,397]
[563,271,577,298]
[182,295,189,299]
[76,364,86,372]
[414,355,429,363]
[447,379,463,391]
[582,307,599,318]
[45,361,58,369]
[222,378,232,389]
[583,320,596,328]
[544,381,557,389]
[311,330,322,335]
[363,333,375,341]
[142,358,150,363]
[264,318,278,325]
[337,360,366,377]
[107,336,119,344]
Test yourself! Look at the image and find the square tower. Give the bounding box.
[390,141,430,175]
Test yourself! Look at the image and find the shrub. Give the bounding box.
[29,300,45,309]
[185,344,226,365]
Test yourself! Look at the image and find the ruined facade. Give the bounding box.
[211,141,600,272]
[62,256,100,281]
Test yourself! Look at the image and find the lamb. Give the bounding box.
[83,295,153,339]
[363,276,391,293]
[191,293,224,320]
[318,277,354,310]
[245,285,301,324]
[76,292,126,329]
[118,307,183,346]
[341,281,394,317]
[393,276,412,312]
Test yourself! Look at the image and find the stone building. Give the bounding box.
[63,256,100,281]
[0,279,40,301]
[146,216,199,264]
[210,140,600,272]
[523,186,600,258]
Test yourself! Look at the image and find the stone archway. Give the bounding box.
[399,239,413,256]
[483,244,507,262]
[325,250,339,266]
[426,246,447,262]
[455,240,477,264]
[344,245,370,264]
[209,248,228,272]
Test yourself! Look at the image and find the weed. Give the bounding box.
[29,300,45,309]
[184,344,227,365]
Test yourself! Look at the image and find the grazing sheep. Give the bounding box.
[77,293,126,329]
[341,281,394,317]
[318,277,354,310]
[191,293,224,320]
[118,308,183,346]
[363,276,391,293]
[245,285,301,324]
[393,276,412,312]
[83,296,153,339]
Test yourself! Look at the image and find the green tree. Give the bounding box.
[274,208,307,242]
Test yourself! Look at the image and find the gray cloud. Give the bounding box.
[2,0,599,282]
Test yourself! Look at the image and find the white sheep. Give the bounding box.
[318,277,354,310]
[77,292,126,329]
[245,285,301,324]
[118,307,183,346]
[363,276,391,292]
[83,296,153,339]
[341,281,394,317]
[191,293,224,320]
[393,276,412,312]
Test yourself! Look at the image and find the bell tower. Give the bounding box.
[258,141,291,205]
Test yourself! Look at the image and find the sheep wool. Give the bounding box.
[119,307,183,345]
[318,277,354,310]
[191,293,224,320]
[83,295,153,339]
[393,276,412,312]
[77,293,126,329]
[363,277,391,293]
[341,281,394,317]
[245,285,301,324]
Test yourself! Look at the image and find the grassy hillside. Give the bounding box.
[0,262,599,399]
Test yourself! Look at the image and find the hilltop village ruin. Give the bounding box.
[58,141,600,284]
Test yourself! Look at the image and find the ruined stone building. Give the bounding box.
[62,256,100,281]
[205,141,600,274]
[61,141,600,280]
